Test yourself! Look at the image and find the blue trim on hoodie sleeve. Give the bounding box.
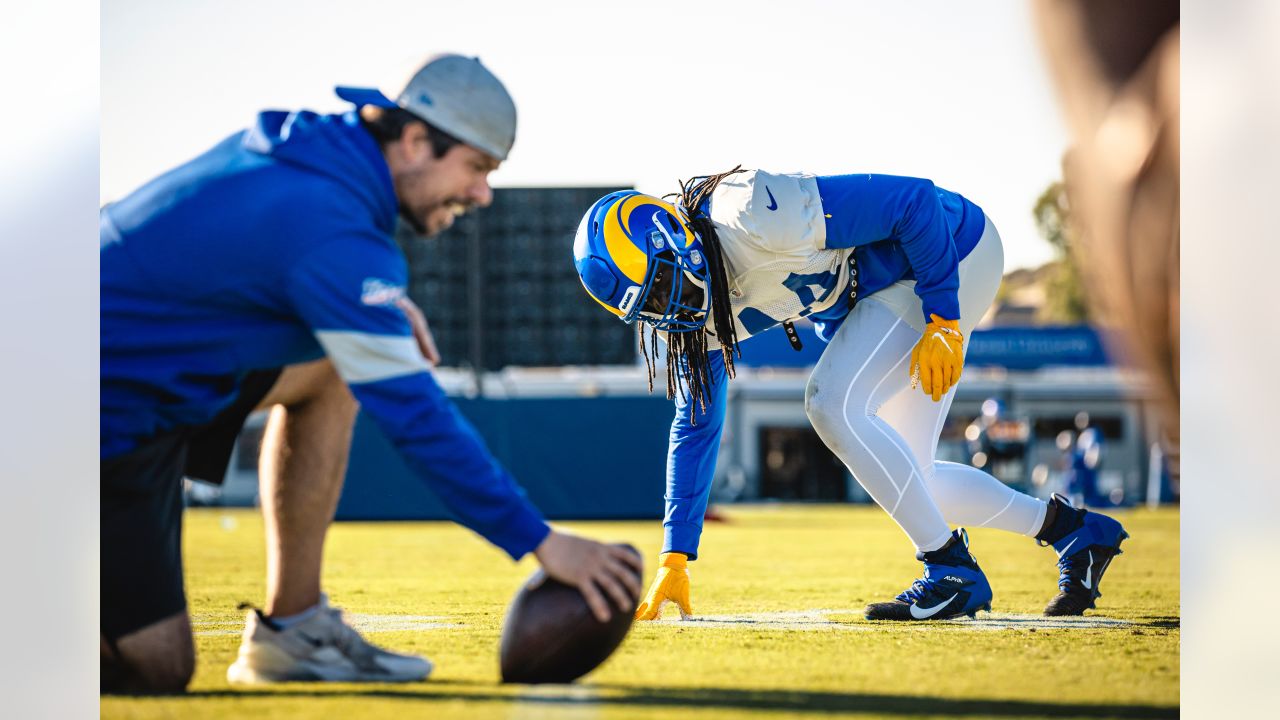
[285,236,550,559]
[662,351,729,560]
[816,174,961,322]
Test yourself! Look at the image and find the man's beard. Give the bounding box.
[398,202,428,236]
[399,201,474,237]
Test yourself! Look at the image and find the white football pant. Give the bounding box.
[805,217,1047,552]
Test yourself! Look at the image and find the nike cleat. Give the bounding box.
[226,595,433,684]
[865,529,993,621]
[1041,495,1129,616]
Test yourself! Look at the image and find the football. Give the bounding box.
[499,545,642,684]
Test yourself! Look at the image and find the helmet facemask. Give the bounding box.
[631,220,711,332]
[574,183,739,417]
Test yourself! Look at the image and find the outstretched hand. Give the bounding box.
[533,530,644,623]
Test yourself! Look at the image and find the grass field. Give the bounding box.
[102,504,1179,720]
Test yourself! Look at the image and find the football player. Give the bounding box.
[573,168,1128,621]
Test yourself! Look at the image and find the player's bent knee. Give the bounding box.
[261,358,357,415]
[309,364,358,421]
[803,377,832,433]
[107,612,196,694]
[130,656,195,694]
[806,401,842,445]
[805,384,866,443]
[805,381,883,472]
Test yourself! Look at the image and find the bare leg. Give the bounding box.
[256,359,358,617]
[101,611,194,693]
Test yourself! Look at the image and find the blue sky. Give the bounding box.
[102,0,1069,270]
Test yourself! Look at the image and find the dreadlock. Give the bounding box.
[638,165,747,419]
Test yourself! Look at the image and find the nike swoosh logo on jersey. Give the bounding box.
[1056,537,1078,558]
[1081,551,1094,589]
[910,594,957,619]
[765,186,778,211]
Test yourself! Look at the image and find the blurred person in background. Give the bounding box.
[965,398,1030,488]
[100,54,641,693]
[574,169,1130,623]
[1034,0,1180,485]
[1072,427,1105,505]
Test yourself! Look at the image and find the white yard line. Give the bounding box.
[652,609,1135,632]
[193,614,463,637]
[193,609,1136,637]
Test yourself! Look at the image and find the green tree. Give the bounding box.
[1033,181,1090,323]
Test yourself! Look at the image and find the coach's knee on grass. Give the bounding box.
[102,611,195,694]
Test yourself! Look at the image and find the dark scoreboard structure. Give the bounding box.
[397,186,637,371]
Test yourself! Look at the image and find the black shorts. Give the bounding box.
[100,369,281,641]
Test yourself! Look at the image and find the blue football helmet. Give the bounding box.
[573,191,711,332]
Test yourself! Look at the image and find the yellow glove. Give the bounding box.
[634,552,692,621]
[910,314,965,402]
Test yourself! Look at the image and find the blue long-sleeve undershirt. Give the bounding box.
[662,351,728,560]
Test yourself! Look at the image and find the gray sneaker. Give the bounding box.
[226,596,433,684]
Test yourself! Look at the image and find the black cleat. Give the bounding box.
[1040,495,1129,616]
[865,529,993,621]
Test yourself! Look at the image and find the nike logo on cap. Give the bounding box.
[910,594,957,619]
[765,186,778,211]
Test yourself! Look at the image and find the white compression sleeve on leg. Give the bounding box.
[806,300,954,553]
[927,461,1047,536]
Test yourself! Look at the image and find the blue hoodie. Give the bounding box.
[101,110,549,559]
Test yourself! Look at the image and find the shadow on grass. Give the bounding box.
[174,682,1178,718]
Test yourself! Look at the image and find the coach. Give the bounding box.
[100,54,640,692]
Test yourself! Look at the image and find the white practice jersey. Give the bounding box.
[701,170,854,346]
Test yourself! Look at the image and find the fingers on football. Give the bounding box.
[608,556,643,600]
[579,579,612,623]
[595,570,635,616]
[610,545,644,578]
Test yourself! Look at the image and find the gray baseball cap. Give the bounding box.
[336,54,517,161]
